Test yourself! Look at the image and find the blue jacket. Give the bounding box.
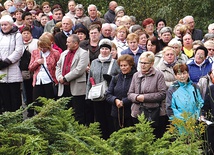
[121,47,144,68]
[106,68,136,118]
[166,80,204,120]
[187,59,213,83]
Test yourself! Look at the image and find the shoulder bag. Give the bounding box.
[88,59,114,101]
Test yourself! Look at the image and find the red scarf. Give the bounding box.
[62,49,77,76]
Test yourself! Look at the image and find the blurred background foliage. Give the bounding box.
[2,0,214,33]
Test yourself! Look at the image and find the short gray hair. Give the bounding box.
[168,39,182,47]
[183,15,194,24]
[88,4,97,12]
[159,26,172,35]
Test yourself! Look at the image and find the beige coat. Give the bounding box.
[55,47,89,96]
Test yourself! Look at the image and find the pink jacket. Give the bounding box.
[28,49,60,86]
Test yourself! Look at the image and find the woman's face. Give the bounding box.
[115,17,121,27]
[117,29,127,41]
[171,45,181,56]
[147,40,156,53]
[140,57,153,74]
[76,32,86,41]
[42,5,51,13]
[100,47,111,57]
[144,23,154,35]
[1,22,13,33]
[22,31,32,42]
[205,45,214,57]
[175,71,189,83]
[139,34,148,46]
[163,50,176,64]
[175,26,181,38]
[15,12,23,21]
[111,47,117,59]
[195,49,205,64]
[75,9,84,17]
[128,38,138,51]
[120,60,132,74]
[117,10,124,17]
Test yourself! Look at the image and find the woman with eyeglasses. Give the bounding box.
[128,51,167,138]
[187,46,213,83]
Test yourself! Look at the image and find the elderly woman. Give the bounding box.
[0,15,24,113]
[156,46,178,137]
[121,33,144,68]
[204,40,214,60]
[106,54,136,131]
[158,26,173,50]
[142,18,155,39]
[28,35,60,104]
[168,39,188,64]
[166,63,203,122]
[128,51,167,138]
[112,25,129,57]
[86,38,120,139]
[187,46,213,83]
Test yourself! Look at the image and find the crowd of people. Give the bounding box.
[0,0,214,149]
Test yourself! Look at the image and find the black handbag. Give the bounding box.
[139,104,160,127]
[19,46,31,71]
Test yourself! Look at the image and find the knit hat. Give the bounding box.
[75,4,84,10]
[99,39,112,50]
[0,15,14,24]
[115,6,125,15]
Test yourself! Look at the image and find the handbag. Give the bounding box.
[88,59,114,101]
[140,104,160,127]
[138,77,160,127]
[19,46,31,71]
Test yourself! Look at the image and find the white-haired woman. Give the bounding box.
[0,15,24,113]
[128,51,167,138]
[86,38,120,140]
[168,39,188,64]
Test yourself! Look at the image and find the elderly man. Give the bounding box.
[44,8,63,32]
[56,34,89,125]
[208,23,214,34]
[54,16,74,51]
[100,23,113,40]
[83,4,105,29]
[65,0,76,19]
[183,15,203,41]
[104,1,117,23]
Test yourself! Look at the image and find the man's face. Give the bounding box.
[53,10,63,22]
[15,12,23,21]
[24,15,33,26]
[88,6,97,18]
[66,37,78,50]
[62,18,73,32]
[41,16,49,26]
[101,26,112,37]
[89,28,100,42]
[185,17,195,30]
[68,1,76,12]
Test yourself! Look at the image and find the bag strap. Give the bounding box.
[40,52,55,84]
[107,59,114,75]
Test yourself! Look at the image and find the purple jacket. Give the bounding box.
[127,67,167,118]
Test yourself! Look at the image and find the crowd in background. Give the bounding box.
[1,0,214,149]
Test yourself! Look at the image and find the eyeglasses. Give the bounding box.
[139,62,151,65]
[207,48,214,51]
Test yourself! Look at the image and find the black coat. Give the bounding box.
[106,67,136,118]
[202,85,214,119]
[54,32,69,52]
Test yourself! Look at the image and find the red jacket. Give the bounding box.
[28,48,60,86]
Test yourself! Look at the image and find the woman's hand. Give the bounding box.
[137,94,144,102]
[37,58,44,64]
[115,99,123,108]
